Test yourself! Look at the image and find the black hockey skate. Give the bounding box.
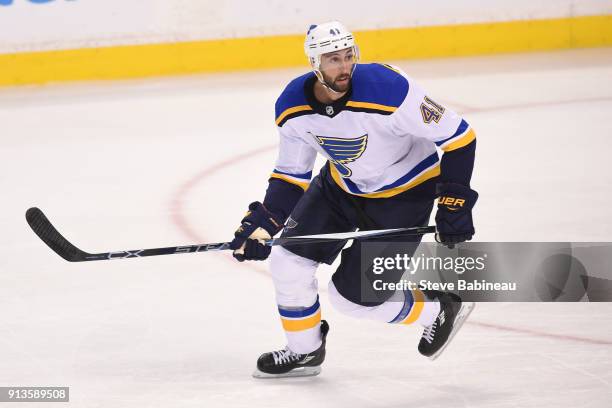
[418,292,474,360]
[252,320,329,379]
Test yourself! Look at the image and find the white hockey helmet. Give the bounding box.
[304,21,359,77]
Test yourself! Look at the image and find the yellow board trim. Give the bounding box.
[275,105,313,126]
[442,128,477,152]
[329,162,441,199]
[281,310,322,332]
[346,100,397,113]
[401,290,425,325]
[269,173,310,191]
[1,15,611,86]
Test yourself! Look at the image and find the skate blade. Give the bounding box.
[429,302,475,361]
[252,365,322,379]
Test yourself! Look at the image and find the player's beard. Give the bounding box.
[323,72,351,93]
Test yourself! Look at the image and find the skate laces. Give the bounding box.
[272,349,300,365]
[422,321,437,344]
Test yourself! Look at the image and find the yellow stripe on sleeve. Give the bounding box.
[275,105,313,126]
[270,173,310,191]
[281,310,322,332]
[441,128,476,152]
[346,101,398,113]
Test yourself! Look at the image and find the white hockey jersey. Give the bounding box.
[270,63,475,198]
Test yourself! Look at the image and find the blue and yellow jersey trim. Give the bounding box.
[329,152,440,198]
[275,104,313,127]
[269,169,311,191]
[275,72,315,127]
[278,297,321,332]
[345,63,409,116]
[275,64,408,126]
[436,119,477,152]
[345,100,398,115]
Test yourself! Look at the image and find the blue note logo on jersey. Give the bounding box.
[311,133,368,177]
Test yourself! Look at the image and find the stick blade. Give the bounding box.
[25,207,89,262]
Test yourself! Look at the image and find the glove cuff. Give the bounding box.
[436,183,478,212]
[245,201,284,237]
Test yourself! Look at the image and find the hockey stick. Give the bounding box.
[25,207,435,262]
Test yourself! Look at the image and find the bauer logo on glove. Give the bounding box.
[435,183,478,248]
[438,196,466,211]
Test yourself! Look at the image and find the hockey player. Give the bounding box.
[230,21,477,378]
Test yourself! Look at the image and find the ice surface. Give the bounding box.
[1,48,611,407]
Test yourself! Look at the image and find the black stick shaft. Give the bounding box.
[25,207,435,262]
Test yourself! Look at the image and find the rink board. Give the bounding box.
[1,14,611,86]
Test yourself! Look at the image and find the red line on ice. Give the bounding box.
[168,144,274,278]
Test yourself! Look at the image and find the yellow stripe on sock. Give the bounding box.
[401,290,425,325]
[281,310,321,332]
